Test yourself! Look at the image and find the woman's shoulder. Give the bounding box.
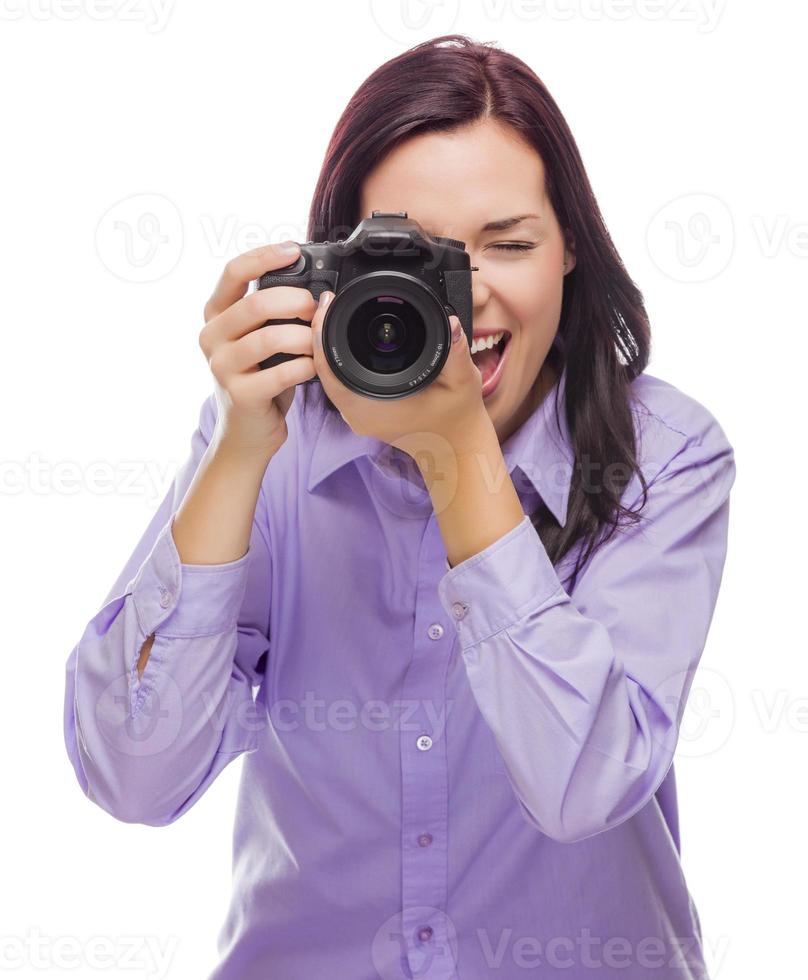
[627,370,735,479]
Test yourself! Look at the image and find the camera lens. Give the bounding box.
[321,270,455,399]
[368,310,405,353]
[347,294,425,374]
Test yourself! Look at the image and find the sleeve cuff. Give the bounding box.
[437,514,566,648]
[128,512,252,638]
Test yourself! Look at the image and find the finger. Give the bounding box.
[202,285,318,353]
[310,291,339,391]
[204,241,302,321]
[219,322,315,377]
[238,352,317,403]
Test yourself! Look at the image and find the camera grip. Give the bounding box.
[257,275,326,304]
[443,269,474,338]
[255,267,337,370]
[257,266,337,303]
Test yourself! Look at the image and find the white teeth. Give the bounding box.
[470,330,505,355]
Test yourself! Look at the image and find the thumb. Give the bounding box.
[449,314,467,350]
[444,313,478,380]
[310,291,333,369]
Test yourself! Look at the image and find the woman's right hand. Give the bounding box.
[199,240,319,458]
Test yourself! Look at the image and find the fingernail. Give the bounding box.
[279,239,299,252]
[318,291,334,309]
[450,315,462,344]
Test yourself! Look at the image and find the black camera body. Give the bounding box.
[255,211,473,399]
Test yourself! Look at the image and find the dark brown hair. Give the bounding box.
[297,34,651,591]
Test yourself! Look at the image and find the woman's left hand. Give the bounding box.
[310,290,493,460]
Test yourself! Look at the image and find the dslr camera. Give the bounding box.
[255,211,474,399]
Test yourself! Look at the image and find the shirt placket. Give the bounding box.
[399,511,458,979]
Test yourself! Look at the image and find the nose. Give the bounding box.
[470,257,491,315]
[471,272,491,322]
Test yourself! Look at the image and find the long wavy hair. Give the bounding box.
[297,34,651,591]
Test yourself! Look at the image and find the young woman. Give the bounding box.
[64,35,736,980]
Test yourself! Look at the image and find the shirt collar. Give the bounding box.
[306,363,573,528]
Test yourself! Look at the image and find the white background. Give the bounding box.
[2,1,805,977]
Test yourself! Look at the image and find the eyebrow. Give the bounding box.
[480,213,542,233]
[424,213,542,238]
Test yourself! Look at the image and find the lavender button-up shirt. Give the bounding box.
[63,365,735,979]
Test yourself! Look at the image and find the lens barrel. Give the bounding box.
[323,271,452,399]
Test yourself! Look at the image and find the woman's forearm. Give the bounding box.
[136,436,274,681]
[417,417,524,569]
[171,434,274,565]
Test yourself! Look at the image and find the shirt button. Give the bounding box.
[418,833,433,847]
[427,623,444,640]
[417,925,433,942]
[416,734,433,752]
[159,589,173,609]
[451,601,468,620]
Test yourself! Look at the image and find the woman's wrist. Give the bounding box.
[409,407,496,480]
[210,425,282,471]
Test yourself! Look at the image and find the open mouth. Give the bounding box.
[470,331,511,391]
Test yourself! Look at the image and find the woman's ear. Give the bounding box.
[562,231,576,275]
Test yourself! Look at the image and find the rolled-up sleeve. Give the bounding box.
[63,393,272,827]
[437,410,736,844]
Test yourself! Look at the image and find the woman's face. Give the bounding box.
[358,116,575,445]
